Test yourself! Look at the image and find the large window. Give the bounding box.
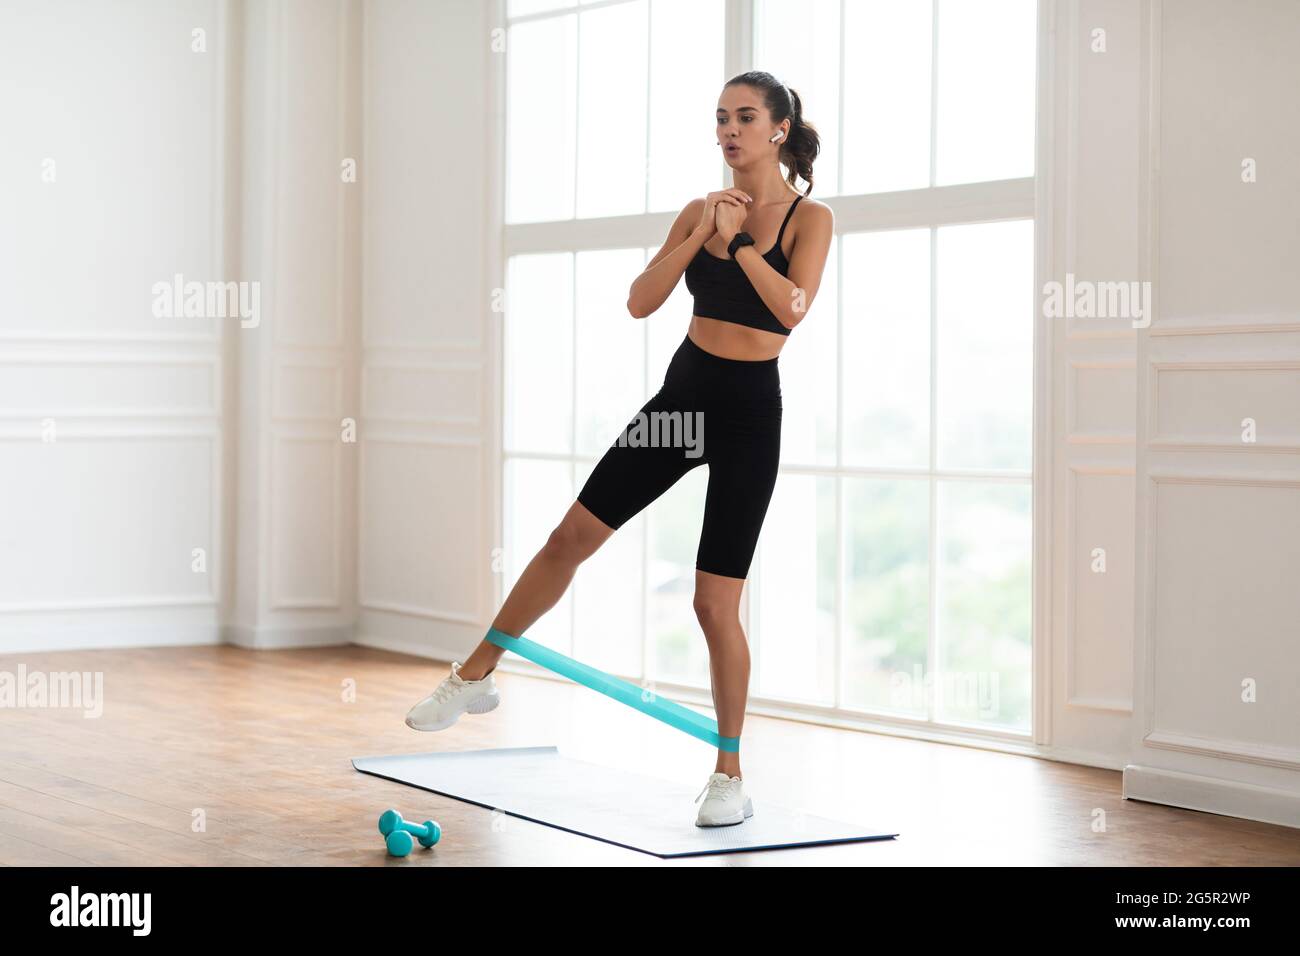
[500,0,1037,737]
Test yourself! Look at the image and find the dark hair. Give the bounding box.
[724,70,820,196]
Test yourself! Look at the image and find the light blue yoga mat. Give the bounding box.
[352,746,898,858]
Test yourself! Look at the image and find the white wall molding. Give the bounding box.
[1063,462,1135,715]
[356,433,483,624]
[0,430,221,613]
[268,434,343,610]
[1146,360,1300,452]
[1140,731,1300,771]
[0,353,220,420]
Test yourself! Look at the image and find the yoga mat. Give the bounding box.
[352,746,898,858]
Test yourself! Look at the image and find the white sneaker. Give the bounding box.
[694,772,754,827]
[405,661,500,732]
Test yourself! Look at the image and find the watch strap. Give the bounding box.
[727,231,756,258]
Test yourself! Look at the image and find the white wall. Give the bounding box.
[0,0,228,650]
[1042,0,1300,827]
[1043,0,1144,770]
[227,0,362,649]
[1128,0,1300,828]
[353,0,496,662]
[0,0,361,652]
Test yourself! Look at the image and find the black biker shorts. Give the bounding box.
[577,333,782,580]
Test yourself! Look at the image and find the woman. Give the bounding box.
[406,71,834,828]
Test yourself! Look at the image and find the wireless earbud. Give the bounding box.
[769,131,784,143]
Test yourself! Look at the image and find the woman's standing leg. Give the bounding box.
[693,401,782,779]
[694,570,749,778]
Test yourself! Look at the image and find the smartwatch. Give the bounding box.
[727,231,756,259]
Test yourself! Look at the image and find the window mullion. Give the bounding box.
[927,0,942,726]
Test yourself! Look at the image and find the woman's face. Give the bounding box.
[716,86,782,166]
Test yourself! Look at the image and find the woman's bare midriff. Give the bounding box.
[687,316,787,361]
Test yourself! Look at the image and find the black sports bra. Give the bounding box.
[684,194,803,337]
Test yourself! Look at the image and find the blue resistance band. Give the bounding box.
[484,627,740,752]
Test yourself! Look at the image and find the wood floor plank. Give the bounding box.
[0,830,97,867]
[0,775,281,865]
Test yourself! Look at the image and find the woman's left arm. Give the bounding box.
[727,201,834,332]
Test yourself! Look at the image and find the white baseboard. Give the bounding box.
[0,623,222,655]
[1124,764,1300,829]
[349,628,461,664]
[222,623,352,649]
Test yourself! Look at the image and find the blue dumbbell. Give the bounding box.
[377,809,441,857]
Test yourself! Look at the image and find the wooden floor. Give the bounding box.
[0,644,1296,866]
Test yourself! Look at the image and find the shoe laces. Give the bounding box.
[429,665,468,704]
[429,680,458,704]
[695,774,737,804]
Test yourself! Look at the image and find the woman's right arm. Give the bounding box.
[626,189,751,319]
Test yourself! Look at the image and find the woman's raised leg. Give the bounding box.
[459,378,704,681]
[456,500,614,680]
